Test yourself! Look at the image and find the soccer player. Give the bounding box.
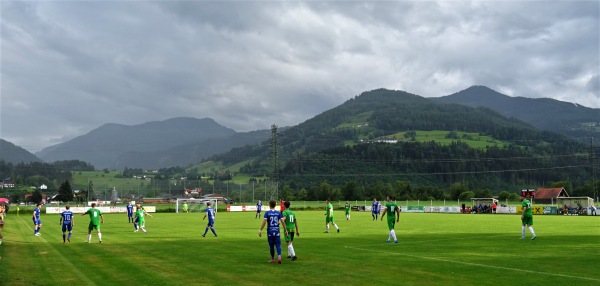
[520,194,536,240]
[345,200,351,220]
[371,198,380,221]
[255,200,262,219]
[202,202,217,237]
[32,204,42,236]
[281,201,299,261]
[183,202,189,213]
[380,195,400,243]
[126,201,134,223]
[82,203,104,243]
[324,199,340,233]
[258,199,287,264]
[134,204,152,234]
[133,203,145,231]
[280,198,286,212]
[60,205,74,244]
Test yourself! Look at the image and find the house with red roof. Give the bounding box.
[535,187,569,204]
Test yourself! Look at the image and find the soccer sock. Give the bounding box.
[211,228,217,236]
[134,223,138,230]
[391,230,397,241]
[98,232,102,241]
[203,228,209,236]
[63,234,66,242]
[288,245,295,257]
[276,244,282,255]
[326,225,329,232]
[88,234,92,242]
[334,223,339,230]
[270,245,275,258]
[528,226,535,235]
[68,233,72,239]
[521,226,526,236]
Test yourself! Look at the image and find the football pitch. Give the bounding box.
[1,210,598,285]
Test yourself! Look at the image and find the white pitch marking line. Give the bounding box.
[345,245,600,282]
[18,215,97,285]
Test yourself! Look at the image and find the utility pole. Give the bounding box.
[592,137,597,202]
[270,124,279,199]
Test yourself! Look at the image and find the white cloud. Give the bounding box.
[1,0,598,153]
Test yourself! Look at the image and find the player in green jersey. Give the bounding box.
[380,195,400,243]
[520,194,536,240]
[324,199,340,233]
[134,204,153,234]
[81,203,104,243]
[344,200,351,220]
[281,201,299,261]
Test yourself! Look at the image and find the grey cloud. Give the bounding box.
[1,1,598,153]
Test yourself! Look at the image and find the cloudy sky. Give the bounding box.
[1,0,598,153]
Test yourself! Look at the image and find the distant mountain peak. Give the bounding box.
[35,117,239,169]
[0,139,42,163]
[433,86,600,140]
[448,85,510,99]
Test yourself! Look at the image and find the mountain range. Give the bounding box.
[33,117,271,169]
[433,85,600,142]
[1,86,598,170]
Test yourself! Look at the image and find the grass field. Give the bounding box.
[1,210,598,285]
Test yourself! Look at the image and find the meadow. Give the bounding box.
[0,208,598,286]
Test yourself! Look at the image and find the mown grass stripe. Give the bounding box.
[346,244,600,282]
[1,211,598,285]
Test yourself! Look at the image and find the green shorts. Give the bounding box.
[521,215,533,226]
[326,216,335,224]
[387,219,396,230]
[88,223,101,231]
[285,229,295,242]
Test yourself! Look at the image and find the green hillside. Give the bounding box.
[208,88,596,199]
[382,130,508,149]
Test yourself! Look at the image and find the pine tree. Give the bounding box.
[58,180,74,202]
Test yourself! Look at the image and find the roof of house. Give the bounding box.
[535,188,568,199]
[24,194,48,198]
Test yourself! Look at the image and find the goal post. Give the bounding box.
[176,198,218,213]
